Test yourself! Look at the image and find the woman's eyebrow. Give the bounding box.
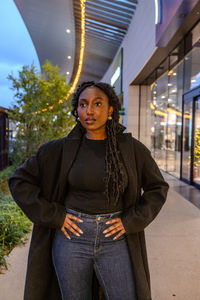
[79,97,104,101]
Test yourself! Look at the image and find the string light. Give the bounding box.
[68,0,86,96]
[61,0,86,102]
[34,0,86,113]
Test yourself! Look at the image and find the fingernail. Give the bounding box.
[79,230,83,234]
[76,233,80,236]
[105,234,108,237]
[68,236,71,240]
[113,237,116,240]
[79,220,83,223]
[103,230,107,233]
[106,221,109,224]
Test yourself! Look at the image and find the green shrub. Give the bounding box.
[0,192,32,269]
[0,166,16,194]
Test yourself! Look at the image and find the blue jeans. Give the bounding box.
[52,209,137,300]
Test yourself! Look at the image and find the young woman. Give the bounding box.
[9,81,169,300]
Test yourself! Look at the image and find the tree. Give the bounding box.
[7,61,75,166]
[194,128,200,167]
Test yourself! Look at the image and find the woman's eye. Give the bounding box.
[79,103,86,108]
[95,102,102,106]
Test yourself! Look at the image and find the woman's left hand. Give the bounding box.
[103,217,126,240]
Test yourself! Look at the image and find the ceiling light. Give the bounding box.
[168,83,173,86]
[58,0,86,103]
[66,72,70,75]
[168,70,173,76]
[66,29,71,33]
[67,56,71,60]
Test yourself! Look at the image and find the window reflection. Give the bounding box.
[149,61,183,174]
[151,73,168,171]
[140,20,200,183]
[182,101,193,181]
[194,98,200,185]
[184,48,200,91]
[166,61,183,177]
[184,22,200,92]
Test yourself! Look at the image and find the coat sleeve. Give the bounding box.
[121,144,169,235]
[8,146,66,229]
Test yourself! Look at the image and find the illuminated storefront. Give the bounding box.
[101,0,200,189]
[141,21,200,188]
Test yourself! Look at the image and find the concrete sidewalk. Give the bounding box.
[146,175,200,300]
[0,173,200,300]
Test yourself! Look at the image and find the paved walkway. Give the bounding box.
[146,173,200,300]
[0,173,200,300]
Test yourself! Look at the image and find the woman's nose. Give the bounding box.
[86,104,94,114]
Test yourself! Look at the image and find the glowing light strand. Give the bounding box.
[33,0,86,114]
[64,0,86,101]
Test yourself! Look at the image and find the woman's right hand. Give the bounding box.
[61,213,83,239]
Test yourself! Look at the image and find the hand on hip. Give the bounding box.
[103,217,126,240]
[61,213,83,239]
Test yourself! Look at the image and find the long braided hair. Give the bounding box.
[71,81,126,204]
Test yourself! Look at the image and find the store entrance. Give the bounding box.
[181,86,200,188]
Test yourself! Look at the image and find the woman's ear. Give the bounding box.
[109,106,114,115]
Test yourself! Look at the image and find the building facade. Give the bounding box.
[102,0,200,189]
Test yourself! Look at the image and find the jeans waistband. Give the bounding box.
[66,208,122,221]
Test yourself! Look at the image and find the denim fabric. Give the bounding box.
[52,209,137,300]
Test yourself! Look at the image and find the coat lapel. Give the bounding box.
[118,133,138,206]
[57,123,85,201]
[57,138,82,202]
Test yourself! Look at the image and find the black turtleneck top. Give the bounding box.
[64,136,128,214]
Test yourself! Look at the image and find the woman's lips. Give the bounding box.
[85,118,96,124]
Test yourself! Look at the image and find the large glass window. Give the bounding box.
[166,60,184,177]
[194,97,200,185]
[140,20,200,181]
[148,59,184,174]
[184,48,200,92]
[182,101,193,181]
[184,22,200,91]
[151,69,168,171]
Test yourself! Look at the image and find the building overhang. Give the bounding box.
[132,0,200,85]
[14,0,138,88]
[14,0,75,83]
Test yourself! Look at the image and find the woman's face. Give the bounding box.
[77,86,113,139]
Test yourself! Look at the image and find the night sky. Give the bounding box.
[0,1,40,109]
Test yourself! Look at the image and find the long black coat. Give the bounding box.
[9,123,169,300]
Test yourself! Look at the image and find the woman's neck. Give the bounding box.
[85,131,107,140]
